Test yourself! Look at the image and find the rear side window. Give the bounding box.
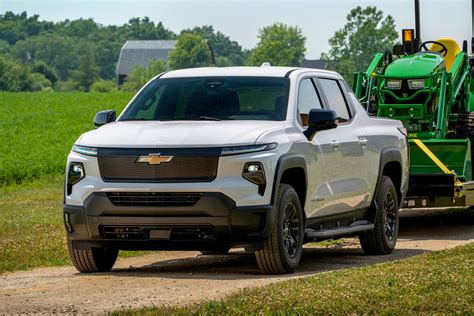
[318,78,350,122]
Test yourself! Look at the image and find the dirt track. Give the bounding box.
[1,211,473,314]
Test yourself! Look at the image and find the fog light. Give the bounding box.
[67,163,85,195]
[243,162,266,195]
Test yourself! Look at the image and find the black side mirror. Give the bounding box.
[304,108,338,140]
[94,110,116,128]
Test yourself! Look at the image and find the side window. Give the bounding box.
[297,78,322,126]
[318,78,350,122]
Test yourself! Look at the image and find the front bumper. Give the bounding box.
[64,192,274,250]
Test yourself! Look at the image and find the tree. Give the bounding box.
[168,33,212,70]
[181,25,246,65]
[248,23,306,67]
[121,59,167,92]
[125,17,175,40]
[321,6,398,83]
[12,33,78,80]
[69,53,100,91]
[0,55,33,91]
[32,61,58,85]
[0,56,51,92]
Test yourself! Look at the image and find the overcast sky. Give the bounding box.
[1,0,471,58]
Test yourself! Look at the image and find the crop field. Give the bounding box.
[0,92,133,186]
[0,92,135,272]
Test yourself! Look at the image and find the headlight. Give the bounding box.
[386,79,402,90]
[67,163,85,195]
[242,162,266,196]
[221,143,278,156]
[72,145,97,156]
[408,79,425,90]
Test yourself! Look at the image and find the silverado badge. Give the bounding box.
[136,153,173,165]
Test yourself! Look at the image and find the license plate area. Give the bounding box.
[149,229,171,240]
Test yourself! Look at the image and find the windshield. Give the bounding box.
[120,76,289,121]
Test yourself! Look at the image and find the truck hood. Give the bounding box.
[384,52,445,78]
[77,120,286,147]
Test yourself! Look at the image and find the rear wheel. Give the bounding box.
[359,176,399,255]
[67,240,118,273]
[255,184,304,275]
[456,111,474,179]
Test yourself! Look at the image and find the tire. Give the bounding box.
[200,247,230,255]
[359,176,399,255]
[67,240,118,273]
[255,184,304,274]
[455,111,474,179]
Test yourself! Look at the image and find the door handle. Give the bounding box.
[359,138,368,148]
[330,140,341,150]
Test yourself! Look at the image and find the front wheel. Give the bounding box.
[359,176,399,255]
[255,184,304,274]
[67,240,118,273]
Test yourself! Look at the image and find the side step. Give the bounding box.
[305,220,374,239]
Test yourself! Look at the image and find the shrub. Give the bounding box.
[91,80,116,93]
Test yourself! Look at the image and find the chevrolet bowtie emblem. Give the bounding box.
[136,153,173,165]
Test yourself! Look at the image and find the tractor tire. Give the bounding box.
[359,176,399,255]
[255,184,304,275]
[456,111,474,179]
[200,247,230,255]
[67,240,118,273]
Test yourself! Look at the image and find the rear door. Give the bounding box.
[312,77,371,217]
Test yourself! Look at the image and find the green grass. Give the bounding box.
[0,174,146,273]
[0,92,133,186]
[113,243,474,315]
[0,92,140,273]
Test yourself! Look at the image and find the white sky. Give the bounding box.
[1,0,471,58]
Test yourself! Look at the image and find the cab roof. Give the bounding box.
[160,66,340,79]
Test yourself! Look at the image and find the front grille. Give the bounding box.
[106,192,204,207]
[102,225,215,241]
[97,147,220,183]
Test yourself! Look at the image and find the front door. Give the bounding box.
[312,78,371,217]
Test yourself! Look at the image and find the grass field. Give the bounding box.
[0,92,133,186]
[0,92,135,273]
[114,242,474,315]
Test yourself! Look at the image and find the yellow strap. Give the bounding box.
[412,139,463,197]
[412,139,452,174]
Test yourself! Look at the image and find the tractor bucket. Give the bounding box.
[408,138,472,181]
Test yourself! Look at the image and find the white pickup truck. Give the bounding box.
[64,66,409,274]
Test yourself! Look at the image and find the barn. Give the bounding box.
[116,40,177,85]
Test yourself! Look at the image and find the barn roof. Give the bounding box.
[116,40,177,75]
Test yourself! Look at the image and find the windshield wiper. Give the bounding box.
[197,116,221,121]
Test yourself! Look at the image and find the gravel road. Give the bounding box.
[1,211,473,314]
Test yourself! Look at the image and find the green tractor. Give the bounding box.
[354,0,474,210]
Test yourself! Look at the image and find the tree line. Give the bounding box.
[0,8,397,92]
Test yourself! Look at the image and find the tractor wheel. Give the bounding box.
[456,112,474,179]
